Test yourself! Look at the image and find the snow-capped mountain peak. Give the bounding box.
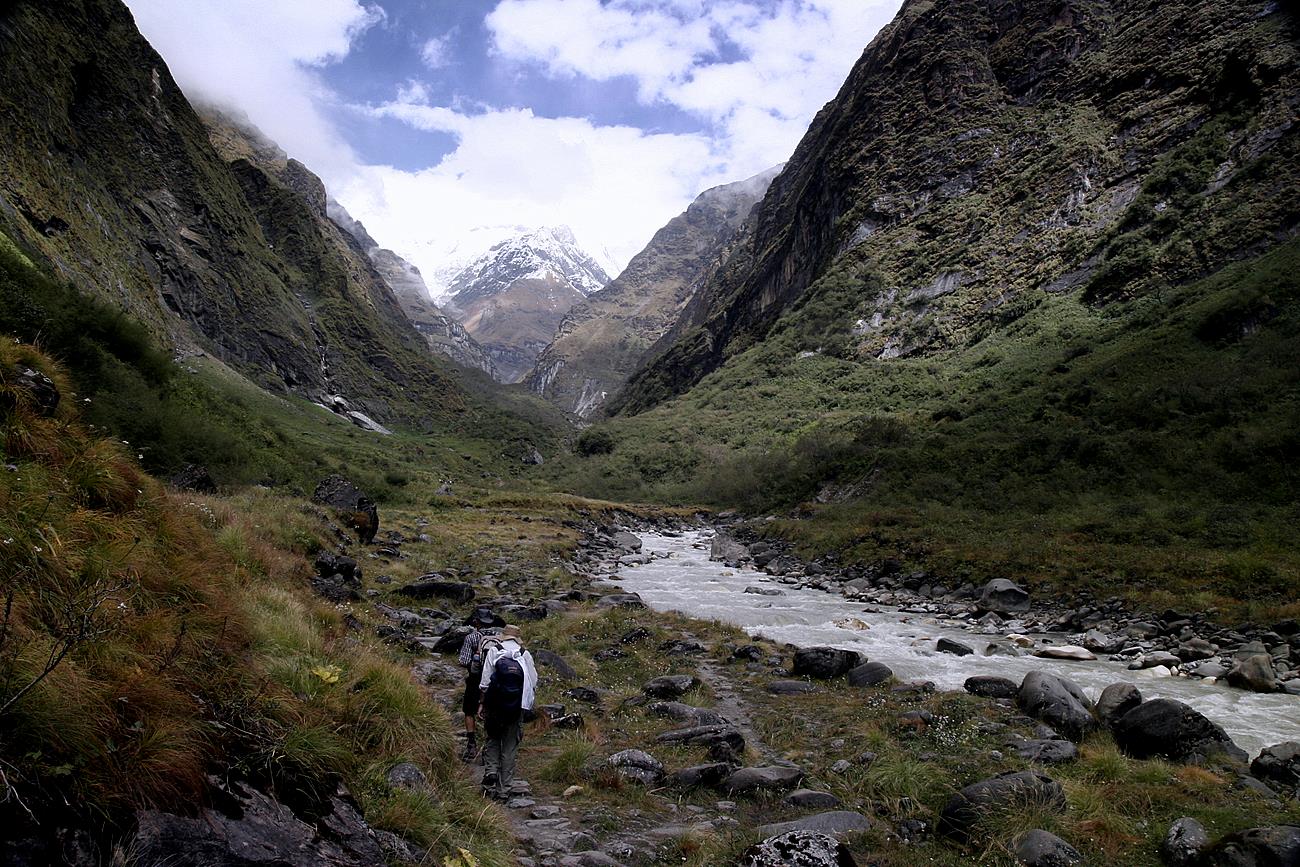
[445,225,612,307]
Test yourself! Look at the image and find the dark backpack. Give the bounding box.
[483,652,525,732]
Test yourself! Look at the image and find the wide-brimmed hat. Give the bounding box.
[502,624,521,638]
[466,606,496,626]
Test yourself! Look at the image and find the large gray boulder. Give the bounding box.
[1096,683,1143,728]
[396,577,474,603]
[938,771,1065,843]
[847,662,893,687]
[1226,654,1280,693]
[1198,825,1300,866]
[757,811,870,838]
[1013,829,1082,866]
[965,675,1018,698]
[979,579,1030,615]
[1018,672,1097,741]
[710,532,749,566]
[1250,742,1300,789]
[793,647,862,679]
[724,765,805,795]
[1111,698,1247,763]
[1161,817,1209,867]
[642,674,699,699]
[740,830,857,867]
[648,701,727,726]
[607,749,664,785]
[611,531,643,552]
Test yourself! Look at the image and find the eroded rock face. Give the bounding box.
[133,779,387,867]
[1110,698,1247,763]
[740,830,858,867]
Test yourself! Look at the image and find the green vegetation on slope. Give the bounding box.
[0,342,515,863]
[553,241,1300,612]
[0,228,563,496]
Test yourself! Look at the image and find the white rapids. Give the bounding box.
[613,531,1300,758]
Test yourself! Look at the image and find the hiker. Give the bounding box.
[456,607,499,761]
[477,624,538,800]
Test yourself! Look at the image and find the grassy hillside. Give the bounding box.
[552,240,1300,615]
[0,341,519,863]
[0,227,563,496]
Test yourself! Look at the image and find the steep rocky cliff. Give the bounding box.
[524,167,779,417]
[322,198,500,378]
[613,0,1299,413]
[0,0,468,428]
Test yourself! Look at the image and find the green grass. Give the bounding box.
[552,240,1300,615]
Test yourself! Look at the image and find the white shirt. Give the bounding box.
[478,638,538,711]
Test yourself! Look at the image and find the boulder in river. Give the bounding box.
[793,647,862,679]
[1226,654,1280,693]
[978,579,1030,615]
[1095,683,1143,728]
[611,531,643,552]
[1110,698,1247,763]
[740,830,857,867]
[1018,671,1097,742]
[938,771,1065,843]
[937,637,975,656]
[1034,645,1096,661]
[710,531,749,566]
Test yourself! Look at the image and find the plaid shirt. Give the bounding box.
[458,628,484,668]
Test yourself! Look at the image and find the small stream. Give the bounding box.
[613,531,1300,758]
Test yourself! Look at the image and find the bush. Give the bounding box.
[575,427,616,456]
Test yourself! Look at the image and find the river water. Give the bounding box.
[613,531,1300,758]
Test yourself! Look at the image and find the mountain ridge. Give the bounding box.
[525,166,781,417]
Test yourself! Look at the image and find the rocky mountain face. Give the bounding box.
[324,199,500,378]
[0,0,470,430]
[612,0,1299,413]
[443,227,612,382]
[524,167,780,417]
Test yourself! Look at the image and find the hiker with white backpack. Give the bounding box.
[476,624,538,800]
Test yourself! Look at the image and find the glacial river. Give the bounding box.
[614,531,1300,758]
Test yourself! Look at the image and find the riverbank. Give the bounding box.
[359,512,1300,865]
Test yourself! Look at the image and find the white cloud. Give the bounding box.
[121,0,902,290]
[335,100,728,293]
[420,32,454,69]
[123,0,382,178]
[485,0,894,178]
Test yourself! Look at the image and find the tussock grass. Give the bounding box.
[0,342,512,863]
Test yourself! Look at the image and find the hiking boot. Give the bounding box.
[481,773,498,796]
[461,740,479,762]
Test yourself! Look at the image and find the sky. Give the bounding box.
[123,0,901,293]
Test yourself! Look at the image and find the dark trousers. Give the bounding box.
[481,719,523,796]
